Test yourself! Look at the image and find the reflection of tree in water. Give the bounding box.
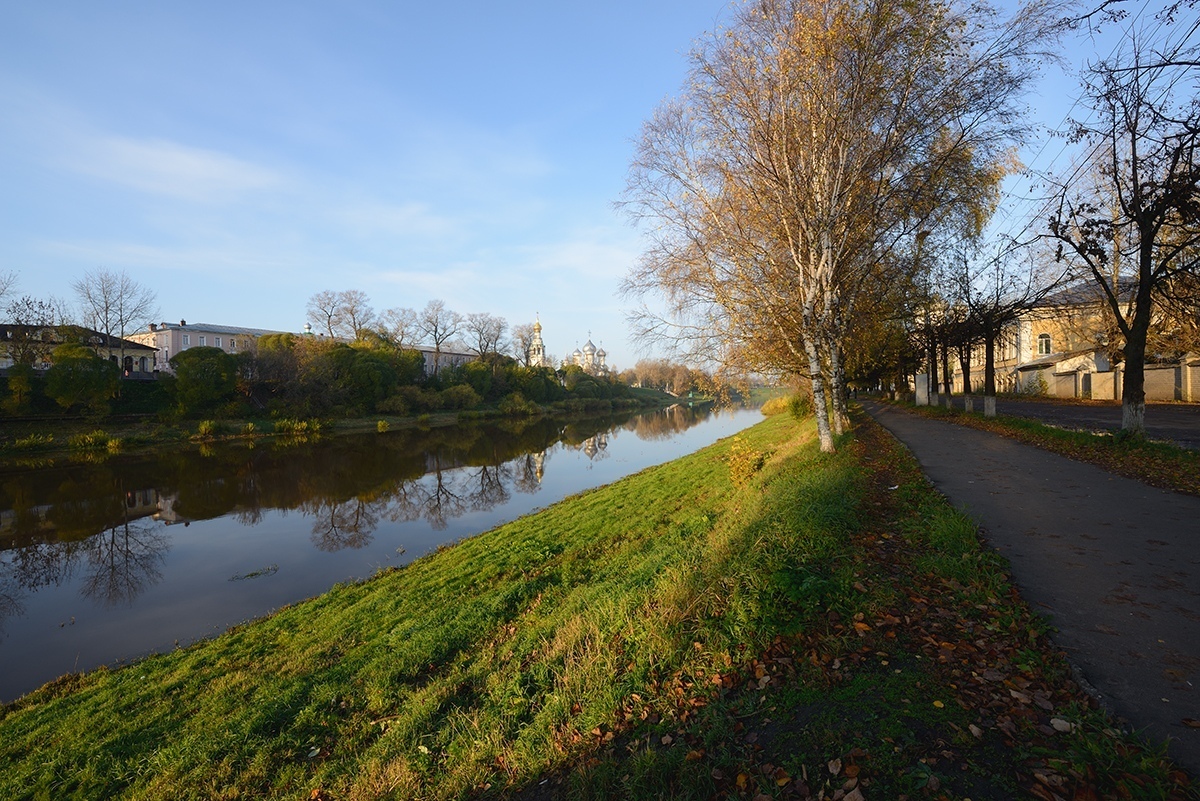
[466,463,512,511]
[421,463,468,531]
[307,496,383,552]
[79,519,168,607]
[379,451,544,531]
[0,539,86,637]
[623,405,710,441]
[513,452,545,495]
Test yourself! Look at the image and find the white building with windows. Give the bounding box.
[127,320,290,374]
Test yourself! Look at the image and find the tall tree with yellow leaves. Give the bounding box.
[622,0,1063,451]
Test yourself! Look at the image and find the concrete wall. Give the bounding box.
[1144,365,1182,401]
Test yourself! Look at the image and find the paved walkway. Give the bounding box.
[937,397,1200,450]
[862,401,1200,774]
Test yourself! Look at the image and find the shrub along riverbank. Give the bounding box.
[0,411,1190,799]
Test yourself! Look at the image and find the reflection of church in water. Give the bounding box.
[580,432,609,460]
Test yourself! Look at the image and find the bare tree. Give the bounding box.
[378,307,420,349]
[336,289,376,341]
[1048,29,1200,434]
[0,271,16,305]
[416,299,463,377]
[463,312,507,357]
[306,290,343,339]
[72,268,158,374]
[511,322,536,366]
[3,295,70,366]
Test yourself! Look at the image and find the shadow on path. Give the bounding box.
[863,400,1200,774]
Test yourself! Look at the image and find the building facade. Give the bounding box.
[127,321,290,374]
[947,288,1200,402]
[0,324,157,377]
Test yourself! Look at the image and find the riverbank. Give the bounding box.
[1,412,1190,799]
[0,387,682,469]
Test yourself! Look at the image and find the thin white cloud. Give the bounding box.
[68,136,282,202]
[37,238,293,274]
[333,201,460,239]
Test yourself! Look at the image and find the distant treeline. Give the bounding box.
[1,335,676,422]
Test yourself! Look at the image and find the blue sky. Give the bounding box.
[0,1,1165,370]
[1,0,733,369]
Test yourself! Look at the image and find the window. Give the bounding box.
[231,339,237,351]
[1037,333,1052,355]
[215,336,222,348]
[183,334,190,345]
[199,336,206,346]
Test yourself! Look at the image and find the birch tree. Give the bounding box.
[336,290,376,341]
[622,0,1062,451]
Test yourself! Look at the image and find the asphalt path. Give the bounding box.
[862,400,1200,774]
[940,396,1200,450]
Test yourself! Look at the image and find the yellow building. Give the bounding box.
[950,287,1200,401]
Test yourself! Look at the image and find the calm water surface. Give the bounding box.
[0,404,762,701]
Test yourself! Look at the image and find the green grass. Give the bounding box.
[904,400,1200,496]
[0,413,1191,800]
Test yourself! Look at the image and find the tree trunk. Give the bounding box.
[827,335,850,435]
[983,327,997,417]
[958,344,972,395]
[940,339,953,399]
[802,335,835,453]
[928,334,939,403]
[1119,241,1157,436]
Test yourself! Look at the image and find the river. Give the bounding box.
[0,403,763,702]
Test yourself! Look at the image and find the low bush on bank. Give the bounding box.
[9,432,53,451]
[66,430,112,451]
[272,417,323,435]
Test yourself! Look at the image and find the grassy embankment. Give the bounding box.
[894,399,1200,497]
[0,411,1191,799]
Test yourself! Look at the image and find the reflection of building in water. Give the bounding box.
[2,488,164,541]
[153,492,192,526]
[533,451,545,482]
[581,432,609,460]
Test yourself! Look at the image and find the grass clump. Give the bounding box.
[66,430,111,451]
[272,417,323,435]
[9,432,53,451]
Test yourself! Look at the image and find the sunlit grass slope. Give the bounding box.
[1,414,840,798]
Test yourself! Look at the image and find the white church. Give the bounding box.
[527,318,609,376]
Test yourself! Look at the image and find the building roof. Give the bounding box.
[1034,282,1135,309]
[0,324,155,352]
[145,321,291,338]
